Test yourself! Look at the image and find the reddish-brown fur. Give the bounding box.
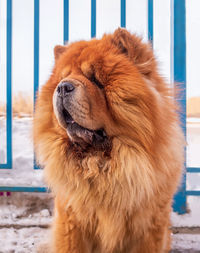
[34,28,184,253]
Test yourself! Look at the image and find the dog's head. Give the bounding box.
[50,28,163,155]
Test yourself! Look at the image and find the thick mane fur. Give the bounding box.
[34,28,184,253]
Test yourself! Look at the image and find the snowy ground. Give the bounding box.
[0,118,44,187]
[0,227,200,253]
[0,192,200,253]
[0,193,53,253]
[0,117,200,252]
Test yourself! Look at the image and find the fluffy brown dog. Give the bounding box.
[34,28,184,253]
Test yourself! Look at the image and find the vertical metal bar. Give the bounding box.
[91,0,96,38]
[0,0,12,170]
[34,0,40,169]
[63,0,69,43]
[170,0,174,85]
[172,0,187,214]
[6,0,12,169]
[34,0,39,104]
[148,0,153,43]
[121,0,126,28]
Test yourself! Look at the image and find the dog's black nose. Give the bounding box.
[57,82,75,96]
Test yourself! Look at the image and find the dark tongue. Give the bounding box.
[76,126,94,144]
[67,122,104,145]
[67,123,94,144]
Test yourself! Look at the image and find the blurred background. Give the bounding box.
[0,0,200,252]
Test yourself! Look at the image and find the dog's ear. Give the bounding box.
[54,45,67,61]
[112,28,156,76]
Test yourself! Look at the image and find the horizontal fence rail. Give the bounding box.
[0,0,200,215]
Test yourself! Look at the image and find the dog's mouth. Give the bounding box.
[63,109,107,143]
[57,106,110,151]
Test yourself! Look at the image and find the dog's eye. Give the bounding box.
[90,74,104,89]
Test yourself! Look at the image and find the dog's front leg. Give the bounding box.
[51,196,90,253]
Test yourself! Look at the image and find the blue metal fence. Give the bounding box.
[0,0,200,214]
[91,0,96,38]
[148,0,153,43]
[0,0,12,169]
[34,0,40,171]
[172,0,187,214]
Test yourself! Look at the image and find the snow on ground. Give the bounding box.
[0,227,48,253]
[0,227,200,253]
[187,119,200,170]
[0,193,53,253]
[0,117,44,187]
[172,234,200,252]
[172,196,200,227]
[0,193,53,227]
[0,227,199,253]
[0,193,200,253]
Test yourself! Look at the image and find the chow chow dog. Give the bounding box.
[34,28,184,253]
